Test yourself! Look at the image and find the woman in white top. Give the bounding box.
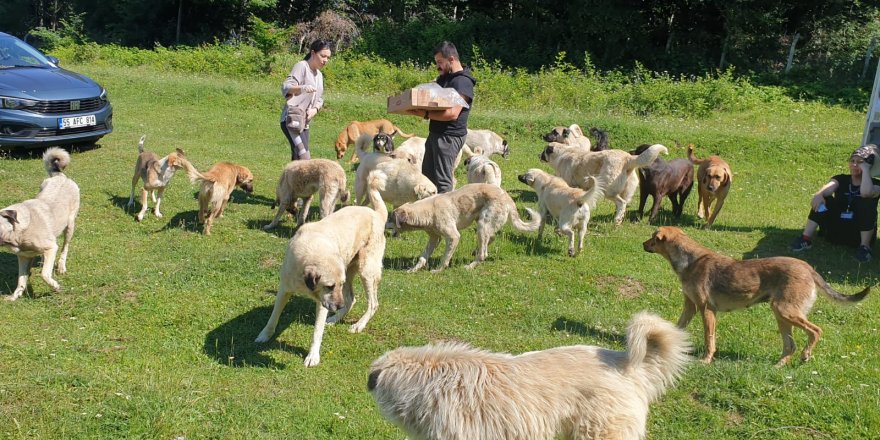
[281,39,331,160]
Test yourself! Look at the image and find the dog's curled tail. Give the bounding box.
[505,194,541,232]
[625,311,691,401]
[355,133,373,161]
[629,144,668,171]
[392,125,415,138]
[578,176,605,209]
[137,134,147,153]
[180,159,207,184]
[42,147,71,176]
[366,170,388,215]
[686,144,705,165]
[811,270,870,303]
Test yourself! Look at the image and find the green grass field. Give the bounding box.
[0,64,878,439]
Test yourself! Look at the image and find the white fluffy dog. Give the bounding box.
[463,147,502,187]
[368,312,691,440]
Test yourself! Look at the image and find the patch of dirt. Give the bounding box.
[595,275,645,299]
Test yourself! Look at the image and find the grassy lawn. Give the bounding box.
[0,64,878,439]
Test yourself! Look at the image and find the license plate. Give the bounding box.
[58,115,96,129]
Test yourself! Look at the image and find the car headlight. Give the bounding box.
[99,88,108,102]
[1,97,38,110]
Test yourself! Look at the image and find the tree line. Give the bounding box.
[3,0,879,82]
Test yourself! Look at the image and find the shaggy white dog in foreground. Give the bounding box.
[368,312,691,440]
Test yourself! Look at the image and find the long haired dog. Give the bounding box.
[368,312,691,440]
[365,163,436,211]
[255,174,387,367]
[540,142,668,225]
[0,148,80,300]
[184,161,254,235]
[389,184,541,272]
[518,169,603,257]
[127,134,190,221]
[263,158,349,230]
[687,144,731,229]
[631,143,694,224]
[644,226,869,366]
[464,147,503,187]
[542,123,592,150]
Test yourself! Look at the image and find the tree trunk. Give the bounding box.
[784,32,800,74]
[719,33,729,69]
[665,12,675,55]
[862,36,878,80]
[176,0,183,45]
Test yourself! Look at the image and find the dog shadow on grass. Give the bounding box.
[203,295,315,368]
[244,207,327,238]
[154,210,201,233]
[188,189,275,207]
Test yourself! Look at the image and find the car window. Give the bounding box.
[0,36,51,68]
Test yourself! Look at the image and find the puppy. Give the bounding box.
[127,135,190,221]
[463,128,510,159]
[687,144,731,229]
[185,162,254,235]
[264,158,349,230]
[518,169,603,257]
[644,226,870,366]
[542,123,592,150]
[588,127,609,151]
[368,312,691,440]
[255,174,387,367]
[364,163,437,210]
[0,148,80,300]
[389,183,541,272]
[631,143,694,223]
[336,119,414,163]
[540,142,668,225]
[463,148,502,187]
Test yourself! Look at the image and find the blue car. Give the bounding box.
[0,32,112,149]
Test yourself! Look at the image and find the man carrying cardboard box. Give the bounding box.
[404,41,476,193]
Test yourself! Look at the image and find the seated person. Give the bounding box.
[790,146,880,262]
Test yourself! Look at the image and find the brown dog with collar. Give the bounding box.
[687,144,731,229]
[644,226,869,366]
[336,119,414,163]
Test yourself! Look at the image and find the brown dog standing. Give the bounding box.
[335,119,414,163]
[186,162,254,235]
[644,226,869,366]
[687,144,731,229]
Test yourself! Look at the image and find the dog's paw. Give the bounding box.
[349,323,366,333]
[464,262,479,270]
[154,212,163,219]
[700,356,714,364]
[262,223,277,231]
[568,249,576,257]
[254,332,272,343]
[303,353,321,367]
[430,267,446,274]
[136,214,145,222]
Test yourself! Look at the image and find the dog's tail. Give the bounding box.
[138,134,146,153]
[628,144,668,171]
[366,169,388,215]
[578,176,605,208]
[42,147,71,176]
[504,193,541,232]
[811,270,870,303]
[392,125,415,138]
[686,144,706,165]
[355,133,373,161]
[180,159,207,184]
[625,311,692,402]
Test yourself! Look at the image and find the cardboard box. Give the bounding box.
[387,87,455,115]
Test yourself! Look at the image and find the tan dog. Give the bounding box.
[389,183,541,272]
[542,123,592,150]
[255,175,387,367]
[464,128,510,159]
[336,119,414,163]
[463,147,502,187]
[184,162,254,235]
[540,142,668,224]
[518,169,603,257]
[0,148,80,301]
[687,144,731,229]
[644,226,870,366]
[368,312,691,440]
[263,158,349,230]
[363,163,436,210]
[127,135,190,222]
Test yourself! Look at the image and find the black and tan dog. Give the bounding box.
[644,226,869,366]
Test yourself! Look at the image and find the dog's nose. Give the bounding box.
[642,241,654,252]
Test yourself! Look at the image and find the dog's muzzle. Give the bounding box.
[517,174,529,184]
[642,240,655,253]
[241,183,254,193]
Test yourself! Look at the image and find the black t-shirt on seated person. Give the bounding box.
[428,67,476,137]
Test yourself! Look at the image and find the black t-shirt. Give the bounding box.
[829,174,880,213]
[429,67,476,137]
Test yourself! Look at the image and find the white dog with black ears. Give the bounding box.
[368,312,691,440]
[255,173,387,367]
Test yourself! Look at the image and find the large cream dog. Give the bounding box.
[127,134,191,222]
[463,149,502,187]
[389,184,541,272]
[518,169,603,257]
[264,158,349,230]
[336,119,414,163]
[368,312,691,440]
[463,128,510,159]
[363,162,437,210]
[644,226,870,366]
[540,142,668,225]
[0,148,79,300]
[542,123,592,150]
[183,161,254,235]
[255,175,387,367]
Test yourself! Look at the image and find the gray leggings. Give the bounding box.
[280,121,310,160]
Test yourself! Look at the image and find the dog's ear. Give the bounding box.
[304,271,321,291]
[562,128,570,137]
[473,146,485,156]
[0,210,17,225]
[722,170,731,186]
[367,368,382,391]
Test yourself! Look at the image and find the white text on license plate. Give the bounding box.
[58,115,96,129]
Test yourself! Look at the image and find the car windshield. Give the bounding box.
[0,35,52,68]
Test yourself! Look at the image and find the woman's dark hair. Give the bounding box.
[433,41,459,60]
[305,39,332,60]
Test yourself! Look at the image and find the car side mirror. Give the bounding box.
[45,56,59,66]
